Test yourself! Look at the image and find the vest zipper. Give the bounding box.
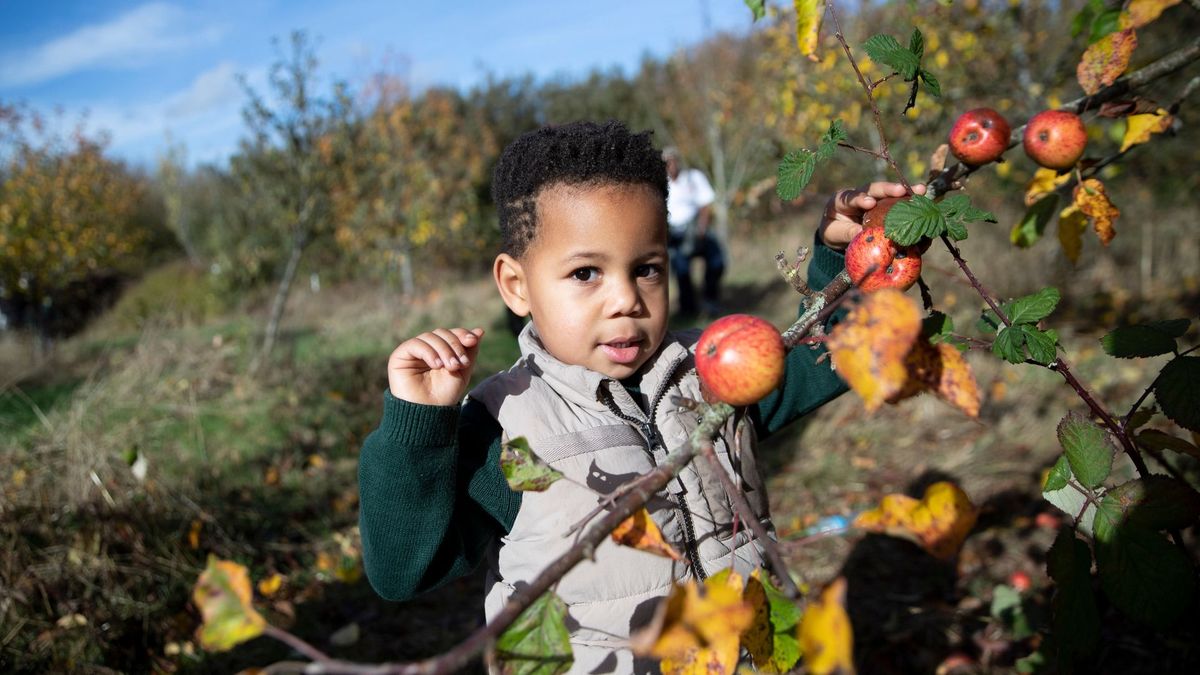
[598,360,708,580]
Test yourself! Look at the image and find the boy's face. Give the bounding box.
[496,183,670,380]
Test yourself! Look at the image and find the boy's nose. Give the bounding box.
[606,278,644,317]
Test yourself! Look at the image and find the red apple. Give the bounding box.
[862,195,931,254]
[1009,570,1033,592]
[845,226,923,293]
[949,108,1012,165]
[695,314,786,406]
[1022,110,1087,171]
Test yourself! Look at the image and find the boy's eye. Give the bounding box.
[571,267,599,282]
[636,263,664,279]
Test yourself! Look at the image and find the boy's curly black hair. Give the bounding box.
[492,120,667,259]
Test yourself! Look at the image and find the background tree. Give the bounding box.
[235,31,352,366]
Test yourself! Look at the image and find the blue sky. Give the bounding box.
[0,1,754,168]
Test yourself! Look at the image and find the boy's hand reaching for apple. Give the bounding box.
[388,328,485,406]
[818,181,926,250]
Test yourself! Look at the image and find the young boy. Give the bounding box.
[358,120,915,673]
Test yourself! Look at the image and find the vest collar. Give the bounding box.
[516,323,692,415]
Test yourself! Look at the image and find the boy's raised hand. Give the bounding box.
[388,328,485,406]
[818,181,927,251]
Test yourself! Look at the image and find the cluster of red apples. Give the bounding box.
[845,106,1088,295]
[696,107,1088,408]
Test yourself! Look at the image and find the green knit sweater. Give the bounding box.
[358,241,848,601]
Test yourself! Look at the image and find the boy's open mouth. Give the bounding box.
[600,338,642,365]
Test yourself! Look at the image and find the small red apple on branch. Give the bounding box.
[696,314,786,406]
[1023,109,1088,171]
[948,108,1011,166]
[846,196,923,292]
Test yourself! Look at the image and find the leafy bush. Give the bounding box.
[99,261,228,334]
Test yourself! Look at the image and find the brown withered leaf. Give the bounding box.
[854,481,978,561]
[611,508,682,561]
[885,339,980,418]
[1098,97,1161,118]
[1074,178,1120,246]
[1077,29,1138,95]
[1121,0,1182,29]
[827,289,922,412]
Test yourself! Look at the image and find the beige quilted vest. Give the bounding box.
[469,325,774,674]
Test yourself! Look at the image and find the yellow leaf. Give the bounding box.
[1024,168,1071,206]
[1120,0,1181,29]
[798,577,854,675]
[1073,178,1119,246]
[827,289,922,412]
[794,0,826,62]
[256,573,284,598]
[1077,29,1137,96]
[1057,204,1089,264]
[192,556,267,652]
[611,508,683,560]
[887,339,981,418]
[853,482,978,561]
[634,570,753,675]
[1120,109,1173,152]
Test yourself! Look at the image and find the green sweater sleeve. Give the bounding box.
[750,239,849,437]
[358,391,521,601]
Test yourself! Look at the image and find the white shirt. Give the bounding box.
[666,168,715,234]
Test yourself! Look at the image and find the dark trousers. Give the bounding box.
[668,229,726,316]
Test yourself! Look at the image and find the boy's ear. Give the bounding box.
[493,253,531,317]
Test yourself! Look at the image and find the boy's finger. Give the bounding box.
[427,329,471,369]
[391,339,445,372]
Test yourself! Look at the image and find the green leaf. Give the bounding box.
[494,591,574,675]
[744,572,802,672]
[1043,455,1072,492]
[1046,527,1100,661]
[1095,477,1200,534]
[500,437,564,492]
[918,69,941,97]
[921,311,954,340]
[1136,429,1200,459]
[977,309,1001,335]
[1146,318,1191,337]
[1100,322,1186,358]
[862,34,920,79]
[744,0,766,21]
[1089,8,1124,43]
[939,193,994,242]
[1024,326,1059,364]
[993,325,1027,364]
[884,193,944,246]
[990,585,1034,639]
[777,149,817,201]
[1126,406,1157,431]
[1056,412,1116,489]
[1012,194,1060,248]
[1096,524,1196,629]
[816,119,848,161]
[1005,287,1060,325]
[908,28,925,59]
[1154,356,1200,433]
[1043,463,1098,537]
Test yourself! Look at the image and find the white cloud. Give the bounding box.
[0,3,224,87]
[165,62,241,118]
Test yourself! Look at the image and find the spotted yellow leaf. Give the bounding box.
[1120,109,1173,152]
[854,481,978,561]
[1120,0,1182,29]
[1073,178,1119,246]
[827,289,922,412]
[794,1,826,62]
[887,339,981,418]
[612,508,682,560]
[1077,29,1137,96]
[634,569,753,674]
[192,556,266,651]
[798,577,854,675]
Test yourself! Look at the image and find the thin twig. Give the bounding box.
[697,442,800,598]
